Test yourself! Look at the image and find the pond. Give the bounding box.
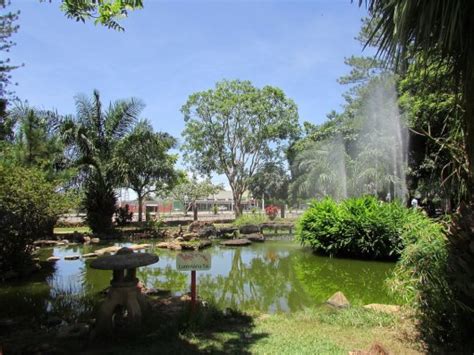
[0,239,396,319]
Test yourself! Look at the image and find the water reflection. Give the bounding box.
[0,240,396,319]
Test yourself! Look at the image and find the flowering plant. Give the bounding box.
[265,205,279,220]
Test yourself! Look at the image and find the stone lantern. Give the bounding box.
[90,247,159,336]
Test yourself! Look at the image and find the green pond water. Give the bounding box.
[0,239,397,319]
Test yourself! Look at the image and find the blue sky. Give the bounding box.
[10,0,370,135]
[8,0,370,188]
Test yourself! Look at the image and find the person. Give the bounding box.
[411,197,418,209]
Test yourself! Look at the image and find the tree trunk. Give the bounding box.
[193,201,198,221]
[232,190,243,218]
[280,203,285,219]
[138,195,143,222]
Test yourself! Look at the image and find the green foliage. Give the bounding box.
[388,214,453,345]
[63,90,144,234]
[114,120,178,221]
[296,196,413,260]
[233,213,267,227]
[0,1,20,102]
[115,204,133,226]
[181,79,299,216]
[0,165,71,275]
[57,0,143,31]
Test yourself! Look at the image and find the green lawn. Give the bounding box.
[53,226,91,234]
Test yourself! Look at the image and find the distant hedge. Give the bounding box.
[296,196,432,260]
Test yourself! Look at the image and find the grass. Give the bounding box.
[53,226,91,234]
[183,307,421,354]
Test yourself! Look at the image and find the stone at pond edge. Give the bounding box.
[239,224,260,235]
[64,255,80,260]
[82,253,98,258]
[326,291,350,308]
[188,221,217,237]
[221,239,252,246]
[47,256,61,262]
[363,304,400,314]
[246,233,265,242]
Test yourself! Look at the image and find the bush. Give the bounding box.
[296,196,408,260]
[264,205,279,220]
[115,204,133,226]
[0,165,71,277]
[233,213,268,227]
[389,213,454,348]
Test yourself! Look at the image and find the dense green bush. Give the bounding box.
[389,213,453,347]
[0,165,70,277]
[296,196,408,260]
[233,213,268,227]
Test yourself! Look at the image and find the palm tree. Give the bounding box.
[62,90,144,234]
[360,0,474,347]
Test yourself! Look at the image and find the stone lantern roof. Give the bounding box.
[90,247,158,270]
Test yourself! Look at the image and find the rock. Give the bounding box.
[64,255,80,260]
[82,253,98,258]
[156,242,169,248]
[176,236,184,242]
[95,245,121,256]
[61,239,70,244]
[221,239,252,246]
[33,240,61,247]
[83,236,91,243]
[246,233,265,242]
[57,323,89,339]
[44,316,63,327]
[168,241,183,250]
[239,224,261,235]
[47,256,61,262]
[326,291,350,308]
[363,304,400,314]
[71,231,86,243]
[90,238,100,244]
[349,342,389,355]
[33,257,40,262]
[129,243,151,251]
[188,221,217,237]
[183,232,199,241]
[217,227,238,238]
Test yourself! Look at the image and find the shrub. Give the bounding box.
[233,213,268,227]
[264,205,279,220]
[296,196,407,260]
[115,204,133,226]
[0,165,71,277]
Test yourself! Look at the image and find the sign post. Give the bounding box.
[176,252,211,313]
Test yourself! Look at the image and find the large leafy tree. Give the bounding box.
[114,120,178,222]
[360,0,474,349]
[63,90,143,234]
[169,175,222,221]
[248,162,289,217]
[181,80,300,217]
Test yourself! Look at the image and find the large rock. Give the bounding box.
[95,246,121,256]
[246,233,265,242]
[217,227,238,238]
[221,239,252,247]
[47,256,61,262]
[188,221,217,237]
[64,255,80,261]
[363,304,400,314]
[326,291,350,308]
[239,224,261,235]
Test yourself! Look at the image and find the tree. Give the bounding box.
[0,0,20,104]
[55,0,143,31]
[248,162,289,218]
[0,165,72,277]
[62,90,143,234]
[360,0,474,349]
[181,80,300,218]
[169,176,222,221]
[114,120,178,222]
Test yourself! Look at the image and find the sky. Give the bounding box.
[7,0,371,190]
